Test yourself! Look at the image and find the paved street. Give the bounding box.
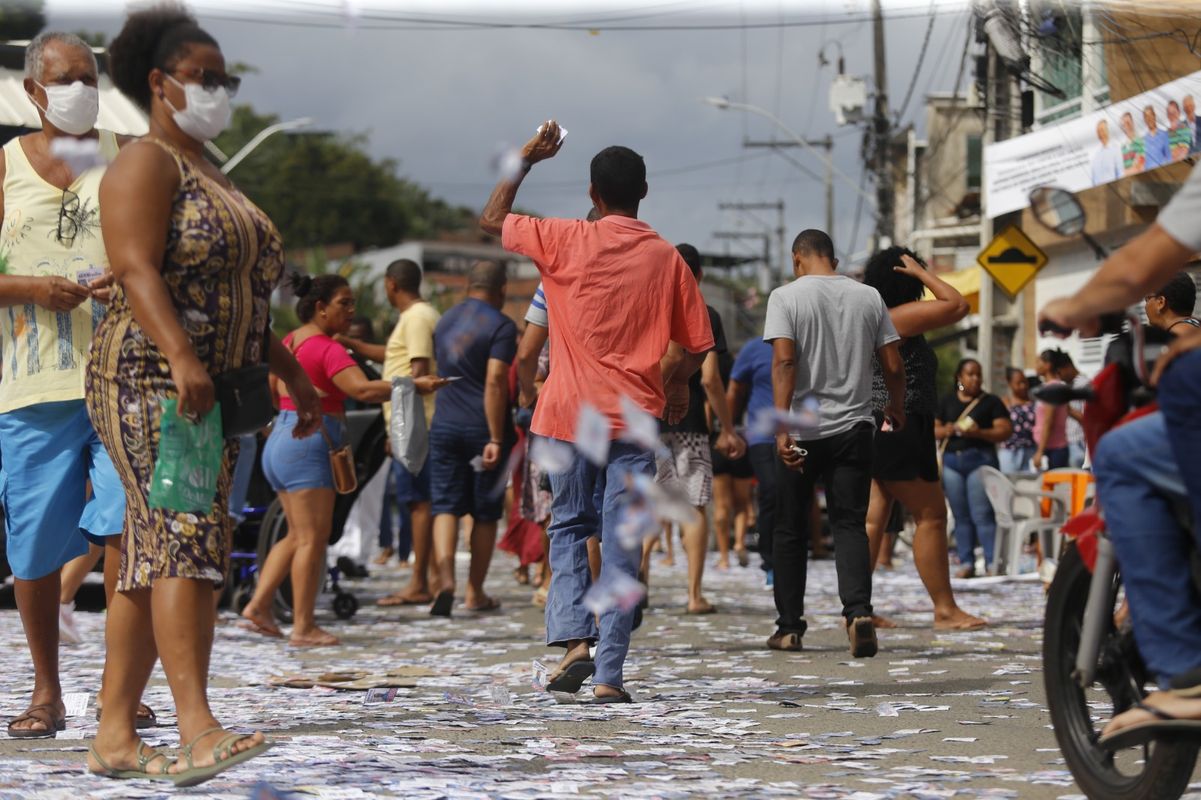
[0,546,1198,799]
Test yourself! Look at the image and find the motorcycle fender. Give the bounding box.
[1061,510,1104,573]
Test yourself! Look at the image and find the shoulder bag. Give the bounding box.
[937,395,984,474]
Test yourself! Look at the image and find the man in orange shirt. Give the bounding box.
[481,121,713,703]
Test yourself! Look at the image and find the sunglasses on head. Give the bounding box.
[170,67,241,97]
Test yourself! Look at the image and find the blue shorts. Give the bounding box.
[0,400,125,580]
[429,424,509,522]
[261,412,346,493]
[392,458,431,504]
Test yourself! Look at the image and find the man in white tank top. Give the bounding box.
[0,32,138,739]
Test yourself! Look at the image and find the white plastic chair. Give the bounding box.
[979,466,1069,577]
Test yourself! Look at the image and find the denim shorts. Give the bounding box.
[393,458,431,504]
[429,424,509,521]
[0,400,125,580]
[261,411,346,493]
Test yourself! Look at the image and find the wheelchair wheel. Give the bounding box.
[256,498,294,623]
[333,592,359,620]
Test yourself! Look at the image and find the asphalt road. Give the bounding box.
[0,544,1197,799]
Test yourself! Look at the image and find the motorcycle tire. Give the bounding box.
[257,498,294,624]
[1043,542,1198,800]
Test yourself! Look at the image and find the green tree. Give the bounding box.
[0,1,44,41]
[271,250,394,339]
[216,105,477,252]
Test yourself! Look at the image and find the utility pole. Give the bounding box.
[718,200,787,287]
[713,230,772,295]
[871,0,894,248]
[978,2,1023,391]
[741,139,834,241]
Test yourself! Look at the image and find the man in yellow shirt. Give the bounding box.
[343,259,440,606]
[0,32,133,738]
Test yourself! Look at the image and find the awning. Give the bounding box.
[924,266,980,313]
[0,71,148,137]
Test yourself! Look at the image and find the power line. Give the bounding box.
[199,4,965,32]
[893,1,939,124]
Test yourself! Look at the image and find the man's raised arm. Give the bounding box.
[480,120,565,236]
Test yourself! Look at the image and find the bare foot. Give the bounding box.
[171,729,267,774]
[660,556,675,567]
[239,607,282,637]
[377,590,432,607]
[716,559,730,571]
[933,608,988,630]
[872,614,898,629]
[594,684,625,699]
[1102,691,1201,737]
[687,598,717,615]
[372,548,394,566]
[290,627,340,648]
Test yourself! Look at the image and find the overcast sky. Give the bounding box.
[46,0,979,273]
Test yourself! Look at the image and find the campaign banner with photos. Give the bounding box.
[984,69,1201,218]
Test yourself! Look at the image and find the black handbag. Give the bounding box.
[213,363,274,439]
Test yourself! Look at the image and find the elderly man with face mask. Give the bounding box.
[0,32,140,739]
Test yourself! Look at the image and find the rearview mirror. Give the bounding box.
[1029,186,1086,237]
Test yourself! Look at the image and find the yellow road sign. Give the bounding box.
[977,225,1048,300]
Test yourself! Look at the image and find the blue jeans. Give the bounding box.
[546,440,655,691]
[228,433,257,522]
[1092,411,1201,687]
[1068,440,1087,468]
[942,448,999,569]
[999,445,1035,475]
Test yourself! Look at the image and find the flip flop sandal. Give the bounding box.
[1099,701,1201,750]
[377,593,432,607]
[686,603,717,615]
[88,741,175,781]
[465,597,502,613]
[7,704,65,739]
[238,620,283,638]
[170,727,274,788]
[580,689,633,705]
[96,703,158,730]
[546,660,596,694]
[430,590,454,618]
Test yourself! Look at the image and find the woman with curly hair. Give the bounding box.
[84,4,322,786]
[862,247,987,628]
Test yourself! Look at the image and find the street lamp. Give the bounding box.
[221,116,315,174]
[702,97,875,207]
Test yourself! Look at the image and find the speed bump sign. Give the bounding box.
[977,226,1048,300]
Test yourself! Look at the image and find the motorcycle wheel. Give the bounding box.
[256,498,294,624]
[1044,542,1199,800]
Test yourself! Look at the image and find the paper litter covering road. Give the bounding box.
[0,547,1198,799]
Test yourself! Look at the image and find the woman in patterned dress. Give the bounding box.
[84,8,321,785]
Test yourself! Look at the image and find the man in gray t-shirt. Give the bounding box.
[762,229,906,660]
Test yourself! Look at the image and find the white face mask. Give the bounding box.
[165,75,231,143]
[30,80,99,136]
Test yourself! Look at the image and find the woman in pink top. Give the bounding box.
[242,274,443,647]
[1033,350,1070,471]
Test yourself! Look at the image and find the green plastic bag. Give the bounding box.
[148,398,225,513]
